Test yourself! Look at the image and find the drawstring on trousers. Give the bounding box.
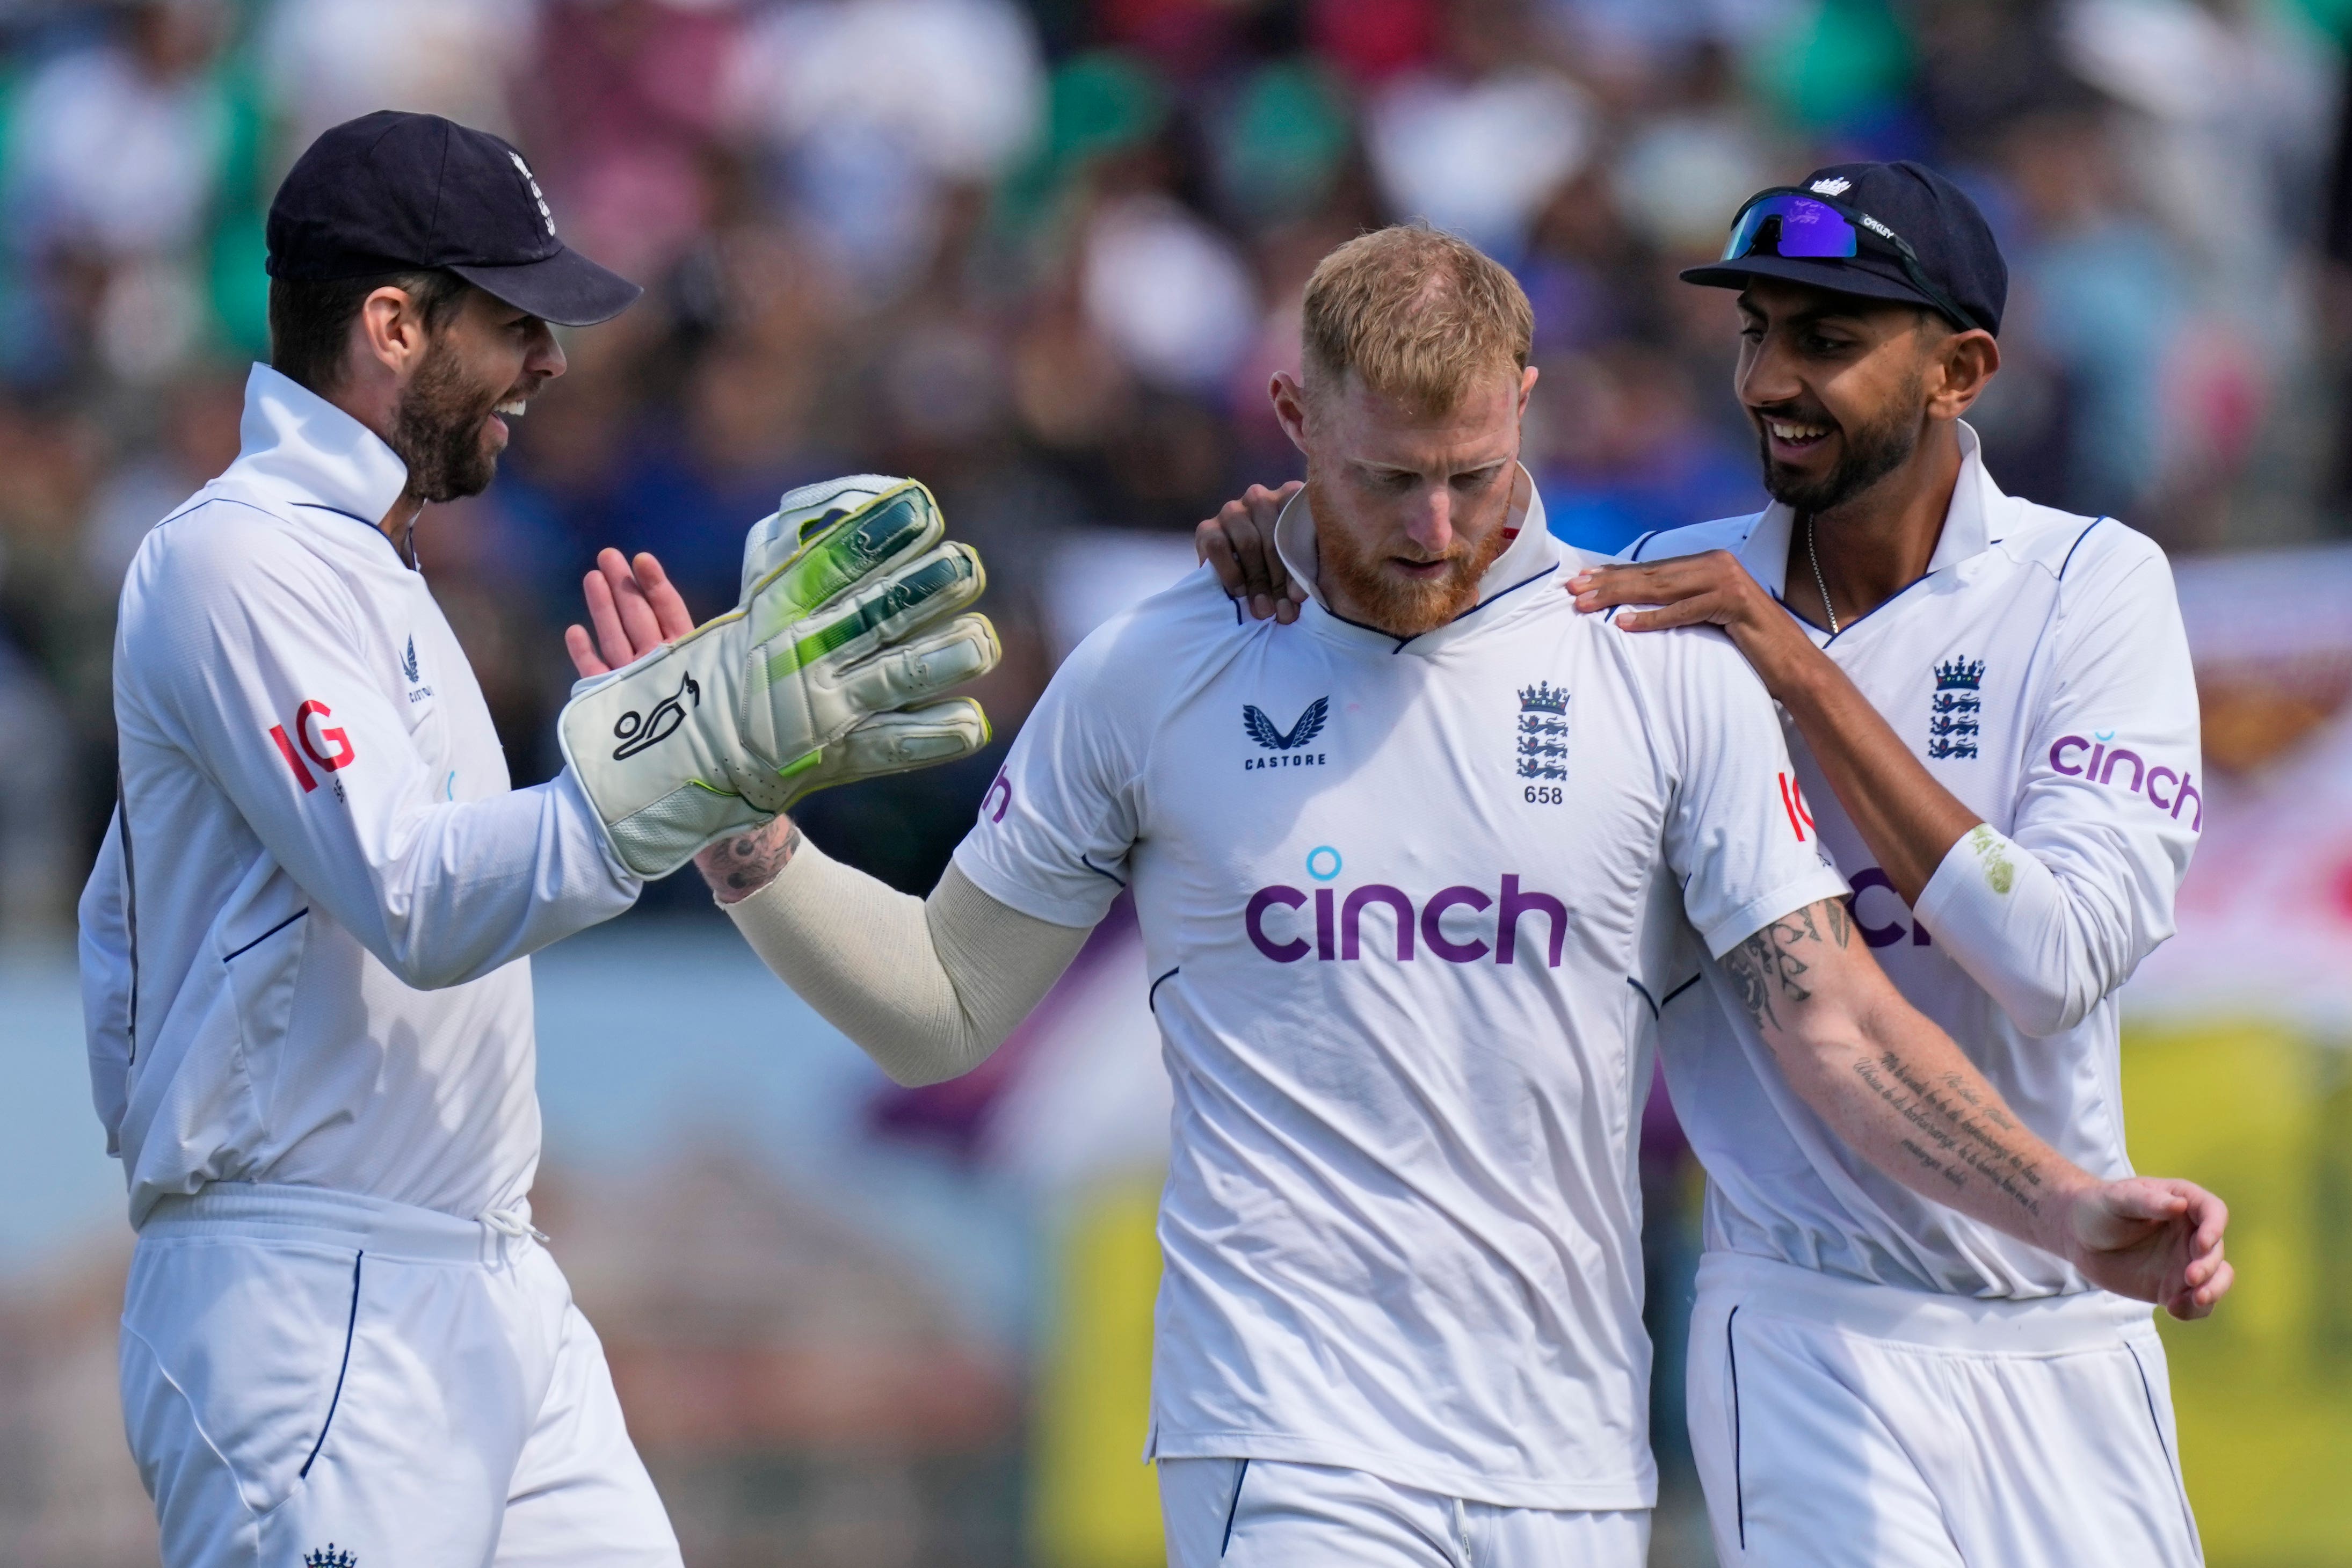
[481,1206,549,1246]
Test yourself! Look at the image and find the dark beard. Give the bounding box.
[1758,375,1923,517]
[389,338,503,503]
[1309,475,1512,637]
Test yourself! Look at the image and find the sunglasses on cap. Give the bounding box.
[1721,188,1986,335]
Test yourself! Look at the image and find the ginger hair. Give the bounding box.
[1299,224,1534,416]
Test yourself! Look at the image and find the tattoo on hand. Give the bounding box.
[705,820,802,904]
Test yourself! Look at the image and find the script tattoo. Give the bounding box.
[702,818,803,904]
[1722,898,1848,1029]
[1852,1049,2045,1216]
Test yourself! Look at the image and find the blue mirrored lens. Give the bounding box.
[1723,195,1859,261]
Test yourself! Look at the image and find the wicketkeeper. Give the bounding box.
[79,110,996,1567]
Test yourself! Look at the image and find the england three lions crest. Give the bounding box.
[1929,657,1982,760]
[1515,681,1569,782]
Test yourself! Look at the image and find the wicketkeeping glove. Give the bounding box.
[562,475,999,877]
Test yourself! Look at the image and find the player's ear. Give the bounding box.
[1925,324,1999,422]
[357,282,452,383]
[1271,371,1313,456]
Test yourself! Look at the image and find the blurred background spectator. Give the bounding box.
[4,1,2351,1563]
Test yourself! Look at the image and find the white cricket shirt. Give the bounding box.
[77,365,641,1228]
[954,475,1847,1508]
[1633,422,2202,1298]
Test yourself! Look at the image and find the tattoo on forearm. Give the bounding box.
[1721,898,1848,1029]
[706,819,803,904]
[1723,897,2042,1219]
[1853,1049,2045,1216]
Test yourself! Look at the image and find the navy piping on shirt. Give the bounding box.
[1391,562,1563,652]
[294,502,415,567]
[1778,561,1942,644]
[2057,517,2109,580]
[156,494,409,568]
[223,908,309,963]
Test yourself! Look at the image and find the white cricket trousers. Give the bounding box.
[119,1182,681,1568]
[1159,1457,1650,1566]
[1688,1251,2202,1568]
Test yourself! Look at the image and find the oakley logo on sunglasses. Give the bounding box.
[1722,186,1984,334]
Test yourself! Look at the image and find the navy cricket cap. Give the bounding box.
[266,111,641,327]
[1681,161,2007,337]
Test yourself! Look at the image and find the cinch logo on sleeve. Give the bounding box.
[269,700,357,794]
[2049,732,2201,829]
[1245,856,1570,967]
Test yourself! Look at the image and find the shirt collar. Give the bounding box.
[227,363,411,532]
[1736,419,1999,594]
[1273,464,1565,653]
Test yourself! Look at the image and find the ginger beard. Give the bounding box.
[1306,471,1514,638]
[389,333,526,504]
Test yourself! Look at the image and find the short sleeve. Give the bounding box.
[950,624,1143,930]
[1649,626,1851,956]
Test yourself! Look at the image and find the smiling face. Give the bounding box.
[1276,361,1537,637]
[387,286,564,503]
[1735,277,1974,517]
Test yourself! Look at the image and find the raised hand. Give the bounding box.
[559,477,998,879]
[1196,480,1306,623]
[565,549,696,678]
[2061,1177,2233,1320]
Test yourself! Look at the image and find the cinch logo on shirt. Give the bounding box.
[1245,875,1569,967]
[1243,697,1329,770]
[1847,867,1934,949]
[2049,734,2201,829]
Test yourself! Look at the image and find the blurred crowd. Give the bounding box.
[2,0,2349,927]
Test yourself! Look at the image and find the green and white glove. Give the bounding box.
[561,476,999,877]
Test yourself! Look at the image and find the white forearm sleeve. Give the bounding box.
[1914,823,2160,1039]
[723,840,1093,1085]
[1911,543,2199,1040]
